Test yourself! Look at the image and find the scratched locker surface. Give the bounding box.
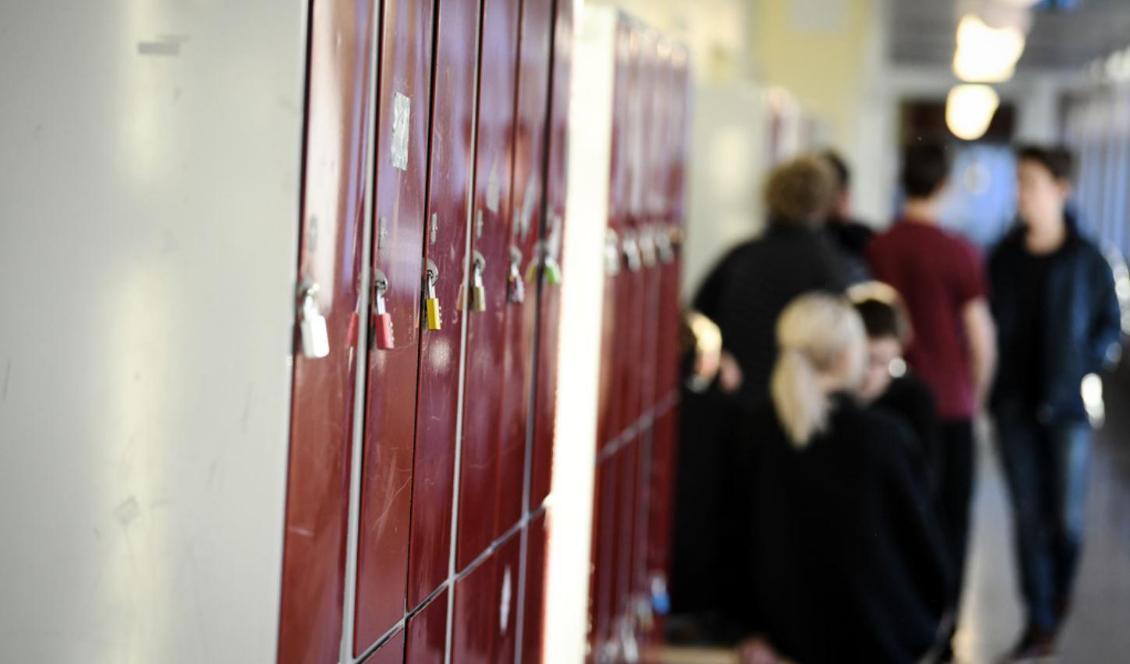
[529,0,574,510]
[277,0,376,661]
[457,0,522,571]
[407,0,480,611]
[354,0,436,653]
[405,589,448,664]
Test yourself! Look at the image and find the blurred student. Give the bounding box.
[850,282,942,493]
[670,155,848,642]
[988,145,1123,659]
[732,294,950,664]
[866,142,996,655]
[822,150,874,284]
[692,154,849,402]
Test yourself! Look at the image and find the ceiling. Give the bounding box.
[889,0,1130,71]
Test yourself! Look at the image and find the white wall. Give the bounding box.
[0,2,307,662]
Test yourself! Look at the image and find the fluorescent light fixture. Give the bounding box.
[946,84,1000,141]
[953,13,1027,82]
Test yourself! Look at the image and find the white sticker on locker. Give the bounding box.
[519,178,538,239]
[499,566,512,634]
[391,92,411,171]
[486,160,501,214]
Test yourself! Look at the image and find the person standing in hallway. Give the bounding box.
[669,155,848,644]
[866,142,997,658]
[732,294,951,664]
[691,154,849,404]
[850,282,943,497]
[822,150,874,285]
[988,145,1124,660]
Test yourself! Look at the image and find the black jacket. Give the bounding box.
[730,396,952,663]
[988,220,1123,423]
[693,223,848,404]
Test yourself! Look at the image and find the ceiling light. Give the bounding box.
[953,13,1027,82]
[946,84,1000,141]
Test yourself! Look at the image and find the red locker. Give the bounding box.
[520,510,549,663]
[277,0,376,661]
[529,0,573,510]
[451,535,522,663]
[407,0,481,610]
[354,0,435,652]
[616,439,640,629]
[588,455,620,661]
[405,590,448,664]
[595,18,634,450]
[368,630,406,664]
[495,0,555,542]
[457,0,522,571]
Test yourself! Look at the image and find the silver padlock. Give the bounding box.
[298,284,330,359]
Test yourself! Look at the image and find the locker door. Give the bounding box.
[588,455,620,661]
[407,0,481,611]
[277,1,376,661]
[497,0,555,539]
[595,18,633,450]
[529,0,573,509]
[405,590,448,664]
[457,0,522,571]
[520,510,549,663]
[354,0,435,652]
[368,631,406,664]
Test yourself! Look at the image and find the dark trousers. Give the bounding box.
[996,417,1091,631]
[938,420,976,614]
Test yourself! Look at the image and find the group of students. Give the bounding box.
[670,142,1124,663]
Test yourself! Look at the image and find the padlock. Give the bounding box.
[372,272,395,350]
[507,247,524,304]
[298,284,330,359]
[544,255,562,285]
[470,252,487,312]
[424,260,442,331]
[622,233,642,272]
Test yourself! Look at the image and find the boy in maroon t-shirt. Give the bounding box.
[867,142,997,658]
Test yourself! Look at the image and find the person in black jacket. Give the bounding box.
[822,149,875,285]
[850,282,943,497]
[988,145,1124,659]
[690,155,849,404]
[669,156,848,643]
[731,294,951,664]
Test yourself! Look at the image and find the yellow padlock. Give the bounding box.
[424,261,442,331]
[425,295,442,331]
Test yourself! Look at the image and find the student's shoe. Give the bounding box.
[1004,626,1057,662]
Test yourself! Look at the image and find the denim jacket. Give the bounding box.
[988,218,1124,424]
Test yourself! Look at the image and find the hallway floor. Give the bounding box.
[957,369,1130,663]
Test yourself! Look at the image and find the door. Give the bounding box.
[456,0,522,571]
[353,0,435,652]
[277,1,376,661]
[407,0,482,611]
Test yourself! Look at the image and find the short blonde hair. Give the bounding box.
[771,293,866,446]
[764,155,838,224]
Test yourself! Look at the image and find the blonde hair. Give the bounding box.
[771,294,867,447]
[764,154,838,224]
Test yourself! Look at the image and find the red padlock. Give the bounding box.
[373,273,395,350]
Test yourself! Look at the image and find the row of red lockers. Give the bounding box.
[587,17,690,664]
[276,0,690,661]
